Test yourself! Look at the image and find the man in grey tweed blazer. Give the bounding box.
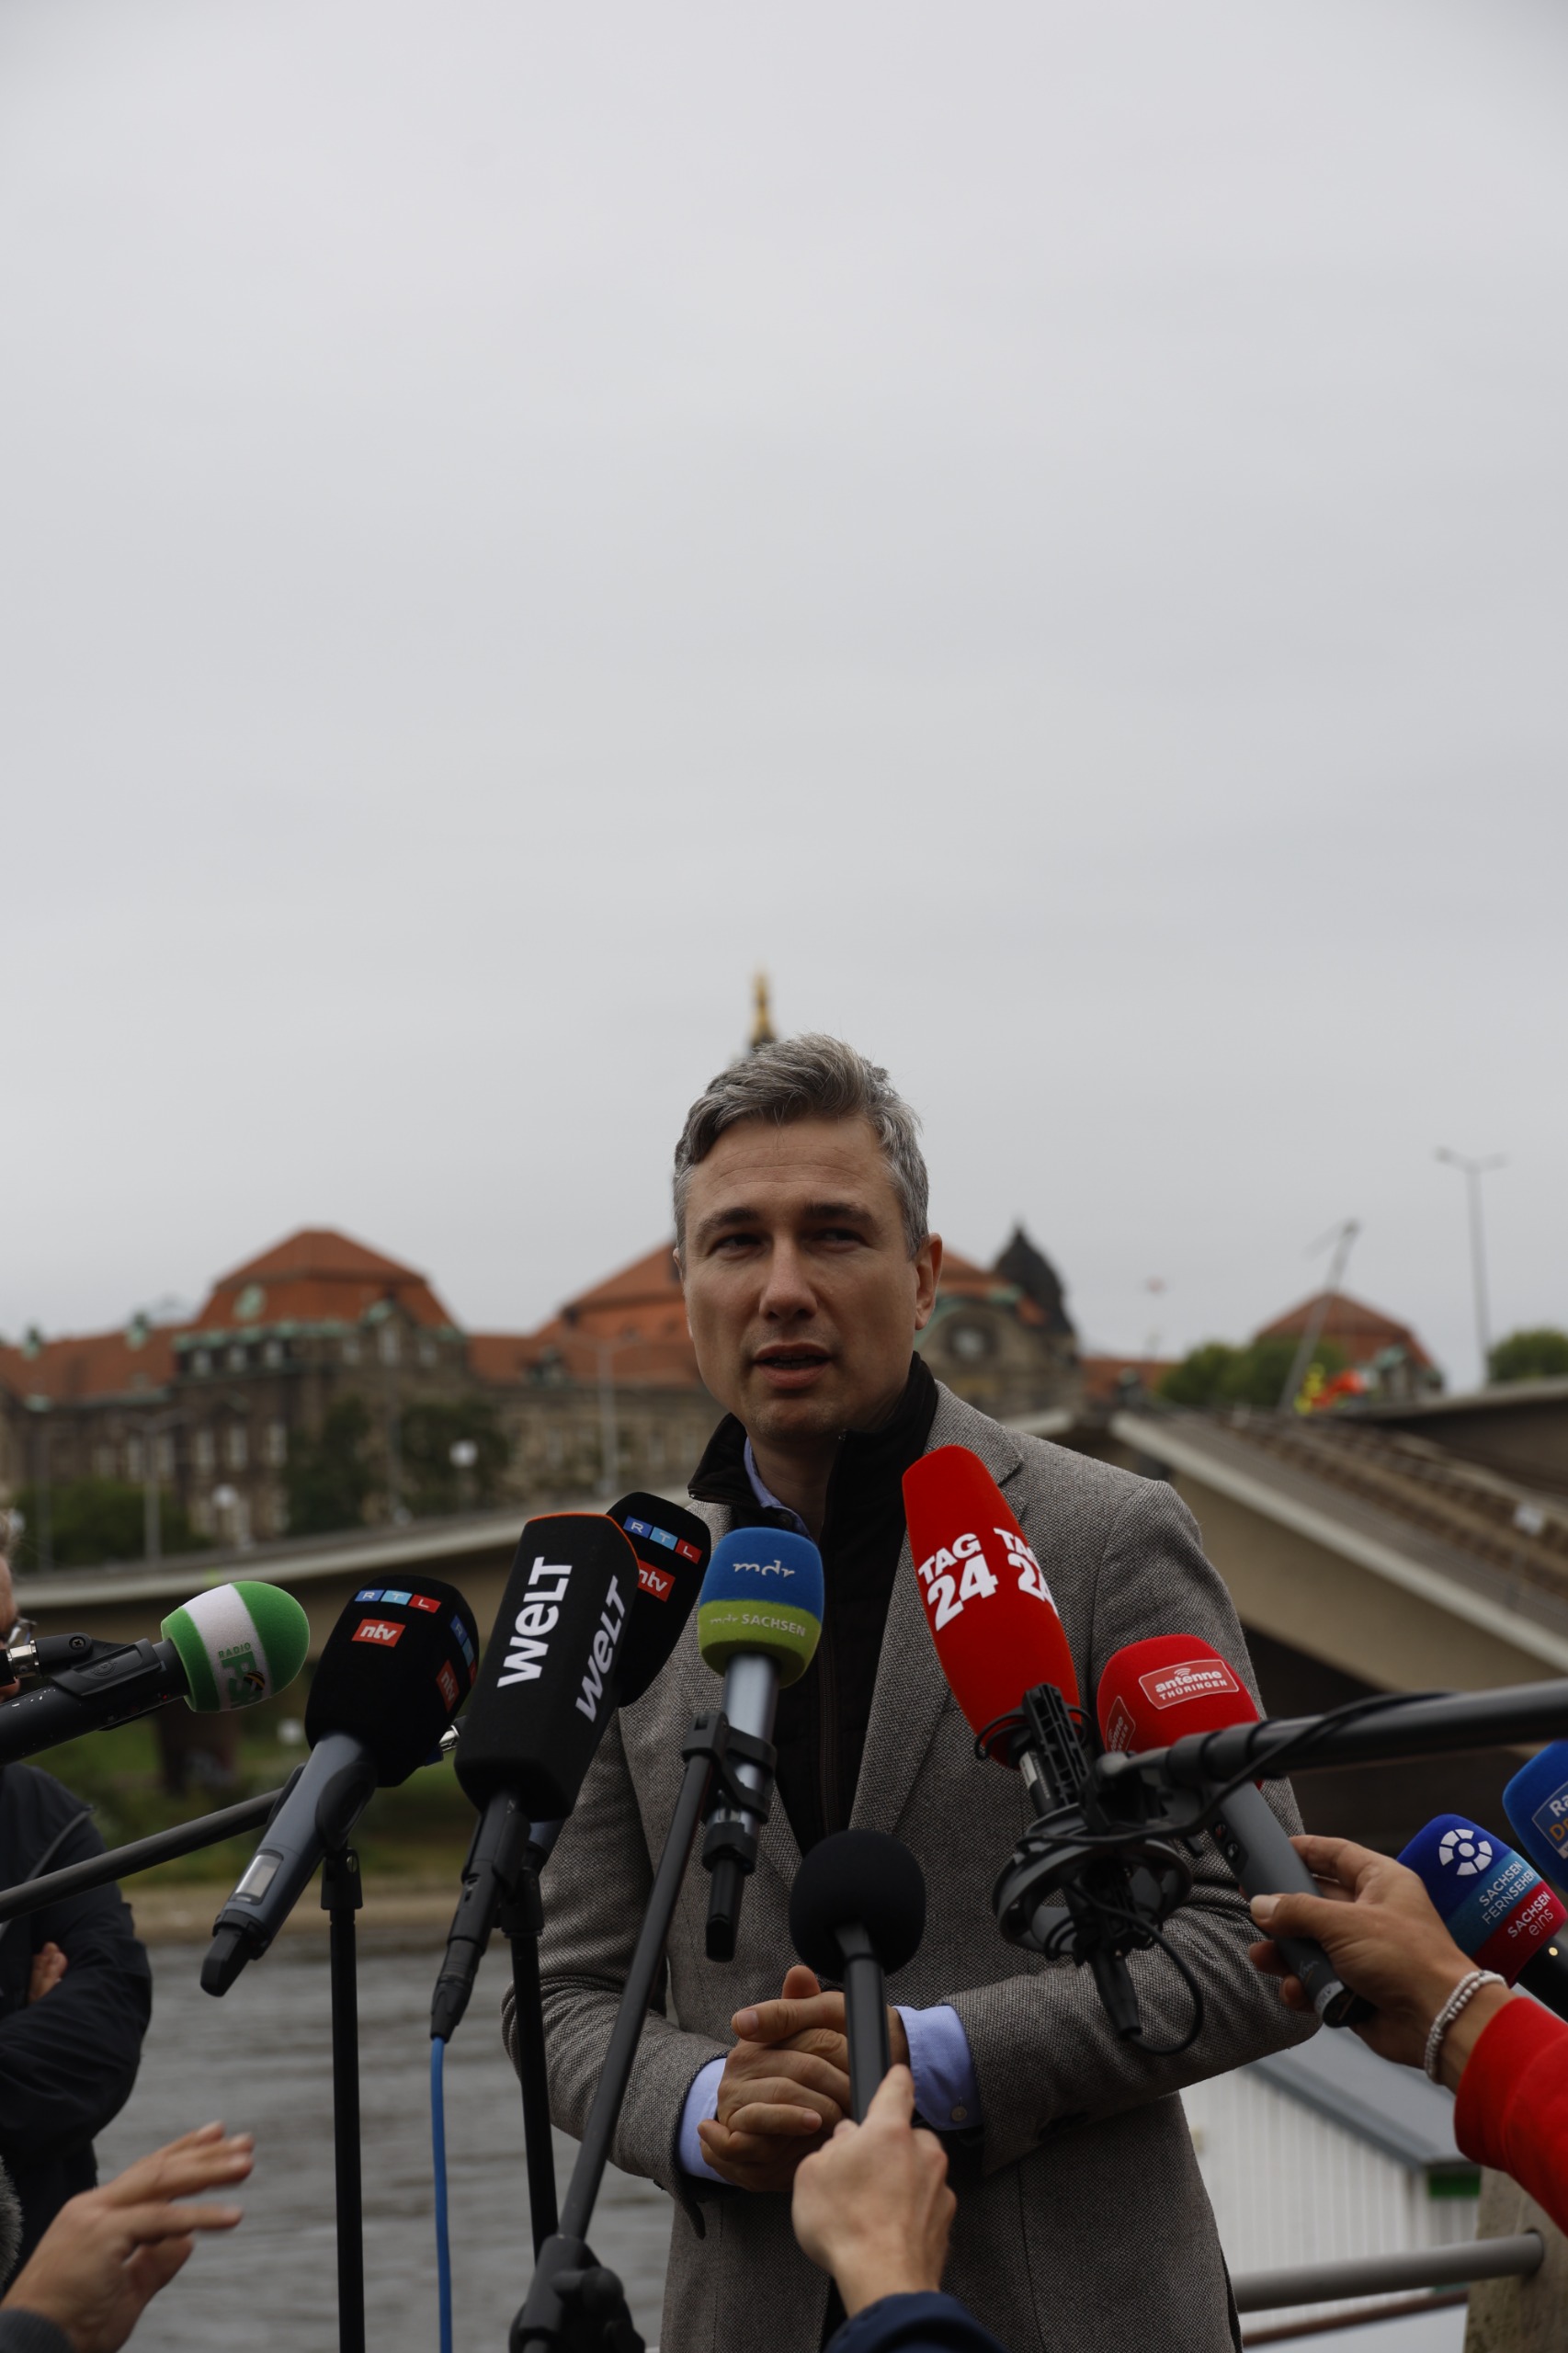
[517,1038,1314,2353]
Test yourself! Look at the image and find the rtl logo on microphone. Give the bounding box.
[352,1618,404,1649]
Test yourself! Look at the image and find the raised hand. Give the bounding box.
[2,2121,253,2353]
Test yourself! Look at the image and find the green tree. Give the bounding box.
[1158,1344,1238,1408]
[12,1478,202,1570]
[399,1398,507,1517]
[1159,1336,1346,1411]
[1488,1328,1568,1384]
[282,1395,377,1536]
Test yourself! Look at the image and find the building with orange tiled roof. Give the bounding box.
[0,1215,1082,1567]
[1254,1290,1437,1377]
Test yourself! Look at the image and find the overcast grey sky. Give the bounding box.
[4,0,1565,1384]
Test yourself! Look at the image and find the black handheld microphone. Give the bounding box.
[790,1831,926,2120]
[202,1578,478,1995]
[605,1494,711,1704]
[432,1515,640,2040]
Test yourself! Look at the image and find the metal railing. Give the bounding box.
[1233,2232,1543,2341]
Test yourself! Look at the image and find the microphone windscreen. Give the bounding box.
[697,1529,824,1687]
[456,1515,639,1820]
[790,1830,926,1979]
[902,1445,1079,1759]
[161,1582,311,1711]
[1399,1813,1566,1984]
[1096,1634,1256,1755]
[1503,1745,1568,1891]
[606,1493,711,1705]
[307,1577,479,1784]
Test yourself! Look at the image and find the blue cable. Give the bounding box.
[432,2037,453,2353]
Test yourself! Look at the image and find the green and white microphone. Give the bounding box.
[699,1526,824,1961]
[0,1581,310,1763]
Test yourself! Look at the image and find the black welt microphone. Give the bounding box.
[202,1579,477,1995]
[432,1515,643,2041]
[790,1831,927,2120]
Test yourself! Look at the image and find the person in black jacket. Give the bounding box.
[0,1548,152,2264]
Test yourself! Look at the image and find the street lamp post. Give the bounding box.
[1436,1149,1506,1388]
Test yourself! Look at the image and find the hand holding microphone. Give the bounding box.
[1247,1834,1513,2086]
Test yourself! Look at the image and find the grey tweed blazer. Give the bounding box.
[511,1384,1315,2353]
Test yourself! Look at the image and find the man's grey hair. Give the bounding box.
[673,1035,930,1257]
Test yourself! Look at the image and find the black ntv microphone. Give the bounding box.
[203,1578,478,1995]
[790,1831,926,2121]
[432,1515,643,2041]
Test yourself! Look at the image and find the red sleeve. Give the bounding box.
[1454,1997,1568,2234]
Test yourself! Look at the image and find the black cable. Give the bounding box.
[1082,1896,1206,2057]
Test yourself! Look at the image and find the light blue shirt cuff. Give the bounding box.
[677,2053,727,2181]
[896,2004,982,2131]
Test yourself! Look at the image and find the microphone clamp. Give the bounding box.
[988,1684,1195,2044]
[686,1714,778,1964]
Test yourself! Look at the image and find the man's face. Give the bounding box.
[680,1115,939,1446]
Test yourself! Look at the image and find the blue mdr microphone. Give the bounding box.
[1400,1812,1568,2021]
[698,1526,824,1962]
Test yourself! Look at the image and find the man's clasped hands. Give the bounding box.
[698,1962,910,2189]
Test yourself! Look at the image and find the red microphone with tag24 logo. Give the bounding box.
[1096,1633,1360,2026]
[902,1445,1078,1762]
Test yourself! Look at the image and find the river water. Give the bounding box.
[95,1933,671,2353]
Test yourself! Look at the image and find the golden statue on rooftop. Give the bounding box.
[748,972,778,1053]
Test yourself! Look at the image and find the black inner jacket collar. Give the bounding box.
[689,1353,938,1852]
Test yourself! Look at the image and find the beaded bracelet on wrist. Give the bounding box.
[1423,1969,1505,2082]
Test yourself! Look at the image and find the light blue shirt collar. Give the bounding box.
[741,1438,811,1538]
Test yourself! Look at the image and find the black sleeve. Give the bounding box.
[0,2313,73,2353]
[0,1799,151,2167]
[828,2294,1010,2353]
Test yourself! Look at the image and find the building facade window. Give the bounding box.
[195,1429,216,1474]
[94,1442,114,1478]
[378,1324,400,1367]
[263,1340,284,1370]
[417,1336,437,1368]
[191,1349,211,1377]
[126,1438,144,1480]
[342,1336,361,1365]
[267,1422,287,1467]
[156,1434,176,1478]
[226,1427,248,1471]
[545,1427,564,1471]
[228,1346,247,1374]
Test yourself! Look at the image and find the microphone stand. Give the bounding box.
[0,1788,284,1924]
[513,1711,769,2353]
[321,1842,366,2353]
[498,1861,560,2255]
